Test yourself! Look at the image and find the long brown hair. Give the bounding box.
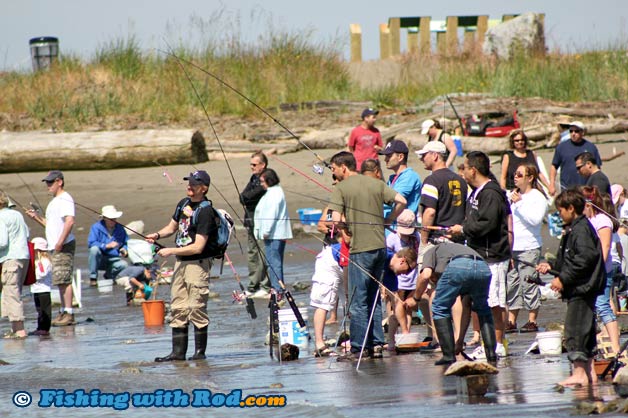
[517,163,547,199]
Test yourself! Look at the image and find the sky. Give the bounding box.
[1,0,627,71]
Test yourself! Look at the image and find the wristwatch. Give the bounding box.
[412,294,421,302]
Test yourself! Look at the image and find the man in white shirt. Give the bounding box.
[28,170,76,326]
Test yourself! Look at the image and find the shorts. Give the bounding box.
[487,260,508,308]
[310,281,339,311]
[52,240,76,286]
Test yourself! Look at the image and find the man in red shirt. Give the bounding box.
[347,108,383,172]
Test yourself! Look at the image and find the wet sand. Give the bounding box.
[1,143,628,416]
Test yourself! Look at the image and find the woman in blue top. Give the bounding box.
[254,169,293,298]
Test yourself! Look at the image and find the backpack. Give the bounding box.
[175,198,235,259]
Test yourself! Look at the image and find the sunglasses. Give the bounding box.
[569,129,582,133]
[514,172,526,178]
[575,164,584,171]
[45,180,56,185]
[250,163,260,167]
[513,139,525,143]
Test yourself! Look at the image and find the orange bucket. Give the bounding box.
[142,300,165,327]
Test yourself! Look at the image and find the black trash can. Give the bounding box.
[29,36,59,71]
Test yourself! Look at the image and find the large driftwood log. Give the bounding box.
[0,129,207,173]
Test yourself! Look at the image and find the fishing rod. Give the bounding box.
[224,252,257,319]
[445,95,465,135]
[16,173,44,215]
[66,198,167,249]
[161,48,332,171]
[167,43,306,329]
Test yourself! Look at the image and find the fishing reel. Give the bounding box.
[312,163,325,175]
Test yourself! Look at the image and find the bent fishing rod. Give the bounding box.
[160,48,331,170]
[168,43,305,329]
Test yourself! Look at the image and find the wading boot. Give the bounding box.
[189,325,208,360]
[479,315,498,364]
[155,327,188,362]
[433,318,456,366]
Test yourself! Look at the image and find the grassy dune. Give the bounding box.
[1,30,628,132]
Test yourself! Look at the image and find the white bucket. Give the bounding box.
[278,308,309,350]
[97,279,114,293]
[395,332,420,346]
[537,331,562,355]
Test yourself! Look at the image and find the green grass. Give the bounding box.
[1,30,628,132]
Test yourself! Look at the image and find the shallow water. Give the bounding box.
[0,244,624,417]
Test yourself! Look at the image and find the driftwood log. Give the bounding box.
[0,129,208,173]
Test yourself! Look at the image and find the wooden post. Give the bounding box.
[446,16,459,55]
[389,18,401,56]
[379,23,391,59]
[407,29,419,54]
[436,32,446,55]
[350,24,362,63]
[419,16,431,54]
[477,15,488,45]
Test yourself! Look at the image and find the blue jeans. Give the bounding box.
[348,248,386,352]
[432,257,492,320]
[88,246,128,280]
[595,270,617,324]
[264,239,286,293]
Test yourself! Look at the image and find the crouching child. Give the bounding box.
[537,189,606,386]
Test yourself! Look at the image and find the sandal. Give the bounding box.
[314,346,337,357]
[3,331,26,340]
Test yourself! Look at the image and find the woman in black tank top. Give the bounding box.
[423,119,458,168]
[500,129,550,190]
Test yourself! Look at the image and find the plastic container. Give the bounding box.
[452,135,464,156]
[536,331,562,355]
[278,308,309,350]
[97,279,113,293]
[142,300,165,327]
[395,332,421,346]
[296,208,323,226]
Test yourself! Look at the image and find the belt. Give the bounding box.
[451,254,480,261]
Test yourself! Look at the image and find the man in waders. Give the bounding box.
[148,170,215,362]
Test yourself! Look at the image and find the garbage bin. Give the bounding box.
[29,36,59,71]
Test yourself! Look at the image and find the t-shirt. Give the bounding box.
[420,168,467,228]
[329,174,398,254]
[172,198,215,261]
[588,212,614,273]
[587,171,612,197]
[620,202,628,220]
[348,125,382,170]
[383,167,422,219]
[45,191,75,247]
[421,242,482,275]
[551,139,601,190]
[386,231,419,290]
[511,188,547,251]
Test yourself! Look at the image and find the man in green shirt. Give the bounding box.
[328,151,407,359]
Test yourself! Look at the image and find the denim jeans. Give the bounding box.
[595,271,617,324]
[432,257,492,320]
[348,248,386,352]
[264,239,286,293]
[88,246,128,280]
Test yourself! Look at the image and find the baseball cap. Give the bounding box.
[569,121,585,131]
[183,170,211,186]
[415,141,447,156]
[396,209,417,235]
[42,170,64,182]
[379,140,409,155]
[361,108,379,119]
[421,119,435,135]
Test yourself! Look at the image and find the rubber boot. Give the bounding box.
[155,327,188,362]
[189,325,208,360]
[478,315,497,363]
[433,318,456,366]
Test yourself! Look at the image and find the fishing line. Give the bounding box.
[166,42,304,328]
[16,173,44,213]
[269,154,332,192]
[159,48,331,170]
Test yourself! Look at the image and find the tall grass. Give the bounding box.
[1,29,628,131]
